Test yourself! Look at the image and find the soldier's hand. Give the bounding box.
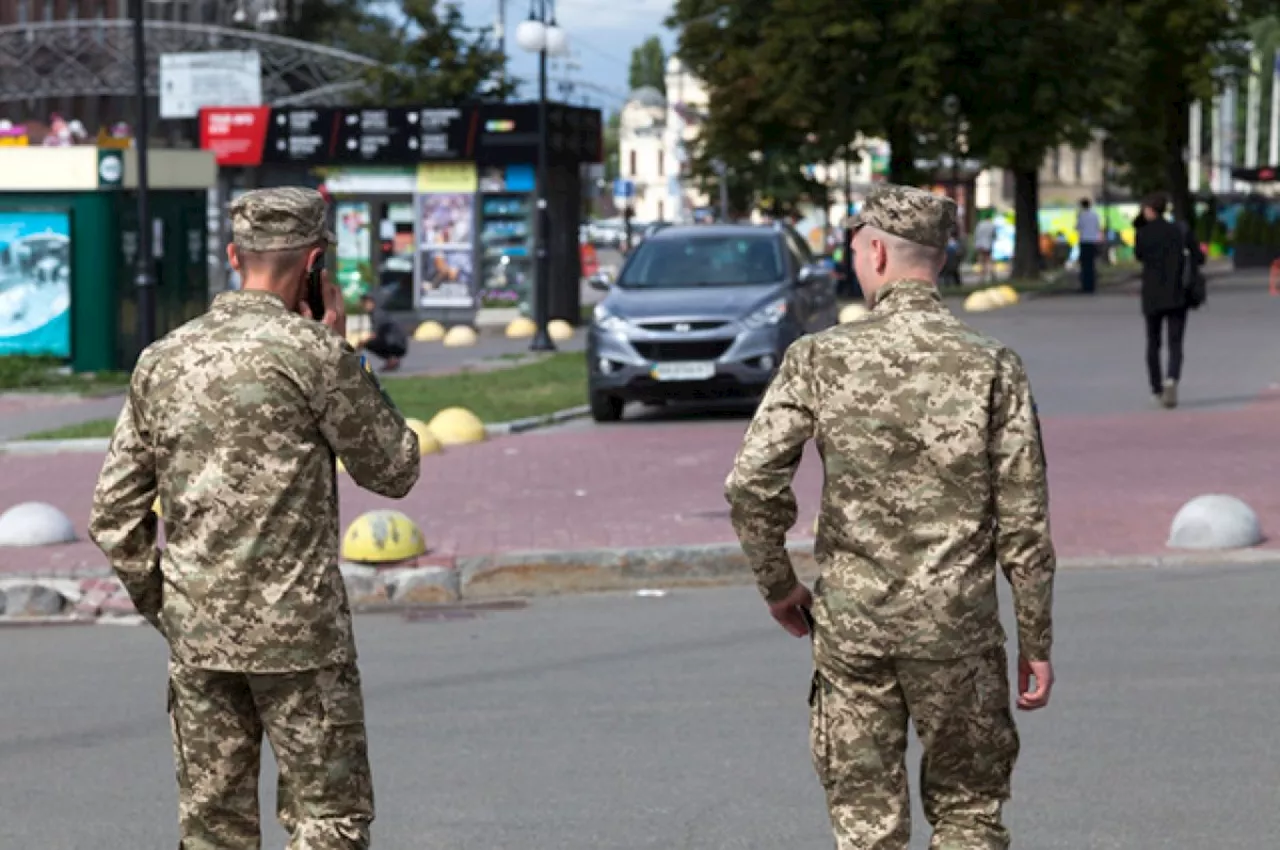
[1016,656,1054,711]
[767,583,814,638]
[301,269,347,339]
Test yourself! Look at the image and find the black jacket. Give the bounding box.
[1134,217,1204,315]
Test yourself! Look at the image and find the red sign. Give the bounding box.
[199,107,271,167]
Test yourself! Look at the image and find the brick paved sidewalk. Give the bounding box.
[0,393,1276,576]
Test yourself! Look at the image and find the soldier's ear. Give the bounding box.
[227,243,241,272]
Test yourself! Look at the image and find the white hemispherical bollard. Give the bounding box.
[0,502,77,547]
[1167,494,1263,550]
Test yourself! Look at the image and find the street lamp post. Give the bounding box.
[132,0,157,351]
[515,1,569,353]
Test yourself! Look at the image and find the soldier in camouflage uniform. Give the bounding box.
[725,185,1056,850]
[88,187,421,850]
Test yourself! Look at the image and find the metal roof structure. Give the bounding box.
[0,20,381,108]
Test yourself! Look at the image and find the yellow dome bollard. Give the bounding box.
[838,303,869,323]
[997,285,1020,305]
[413,321,446,342]
[404,418,444,456]
[442,325,478,347]
[547,319,575,341]
[427,407,487,446]
[505,317,536,339]
[341,510,427,564]
[963,288,997,313]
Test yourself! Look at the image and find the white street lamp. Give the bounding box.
[516,1,570,352]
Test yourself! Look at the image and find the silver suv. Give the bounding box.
[585,223,839,422]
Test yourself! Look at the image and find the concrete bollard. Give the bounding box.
[1167,494,1263,550]
[0,502,77,547]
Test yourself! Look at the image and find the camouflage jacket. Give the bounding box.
[88,290,421,673]
[725,279,1056,662]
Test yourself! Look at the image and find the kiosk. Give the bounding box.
[0,146,214,373]
[200,102,604,327]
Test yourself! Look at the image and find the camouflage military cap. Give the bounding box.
[230,187,335,252]
[851,184,956,250]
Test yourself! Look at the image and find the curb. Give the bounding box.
[0,405,591,455]
[485,405,590,436]
[2,540,1277,627]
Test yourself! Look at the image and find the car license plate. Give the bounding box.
[651,361,716,382]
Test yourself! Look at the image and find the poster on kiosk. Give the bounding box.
[415,163,477,310]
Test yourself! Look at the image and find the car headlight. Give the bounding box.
[592,303,630,334]
[741,298,788,330]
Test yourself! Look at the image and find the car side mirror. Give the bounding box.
[797,263,825,286]
[588,270,613,291]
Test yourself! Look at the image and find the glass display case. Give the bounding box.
[477,166,536,312]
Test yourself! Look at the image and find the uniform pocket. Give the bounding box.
[314,664,375,817]
[808,671,833,787]
[166,678,190,789]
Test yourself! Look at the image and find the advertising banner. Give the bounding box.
[0,210,72,357]
[334,200,372,305]
[415,163,477,310]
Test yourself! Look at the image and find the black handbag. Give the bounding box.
[1179,223,1206,309]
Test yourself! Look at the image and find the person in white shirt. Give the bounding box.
[1076,198,1103,293]
[972,216,997,282]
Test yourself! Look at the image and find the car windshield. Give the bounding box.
[616,233,784,287]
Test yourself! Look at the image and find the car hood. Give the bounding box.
[603,283,786,322]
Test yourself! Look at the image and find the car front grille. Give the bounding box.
[633,320,729,333]
[631,339,734,362]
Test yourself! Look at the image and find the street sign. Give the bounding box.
[613,178,635,199]
[160,51,262,119]
[259,106,472,165]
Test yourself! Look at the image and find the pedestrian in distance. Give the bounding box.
[88,187,422,850]
[725,184,1057,850]
[356,287,409,372]
[1133,191,1206,410]
[1076,197,1103,294]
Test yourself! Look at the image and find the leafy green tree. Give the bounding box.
[1098,0,1278,228]
[940,0,1124,277]
[347,0,517,105]
[628,37,668,94]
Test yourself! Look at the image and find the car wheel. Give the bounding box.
[589,391,625,423]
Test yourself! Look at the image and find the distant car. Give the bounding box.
[584,223,839,422]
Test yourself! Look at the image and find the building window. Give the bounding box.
[1074,149,1084,182]
[68,0,79,22]
[629,150,637,177]
[657,200,664,221]
[1050,148,1060,181]
[42,0,52,21]
[658,150,665,177]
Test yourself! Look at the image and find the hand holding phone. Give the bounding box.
[305,254,327,323]
[300,255,345,339]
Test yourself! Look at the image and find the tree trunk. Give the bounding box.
[1164,91,1194,230]
[1012,167,1041,280]
[887,121,917,185]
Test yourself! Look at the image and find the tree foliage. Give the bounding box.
[628,37,668,94]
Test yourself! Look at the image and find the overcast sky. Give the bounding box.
[448,0,677,114]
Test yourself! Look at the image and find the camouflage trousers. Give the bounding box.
[166,660,374,850]
[808,646,1020,850]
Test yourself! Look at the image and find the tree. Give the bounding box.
[628,37,667,94]
[1098,0,1277,228]
[942,0,1125,277]
[349,0,517,106]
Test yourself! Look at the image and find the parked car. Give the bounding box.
[584,223,839,422]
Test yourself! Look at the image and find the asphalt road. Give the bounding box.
[4,562,1278,849]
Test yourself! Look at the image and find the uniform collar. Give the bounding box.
[871,278,942,311]
[211,289,289,312]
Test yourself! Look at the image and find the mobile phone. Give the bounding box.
[306,254,327,321]
[799,605,815,633]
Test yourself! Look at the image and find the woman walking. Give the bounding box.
[1133,193,1205,409]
